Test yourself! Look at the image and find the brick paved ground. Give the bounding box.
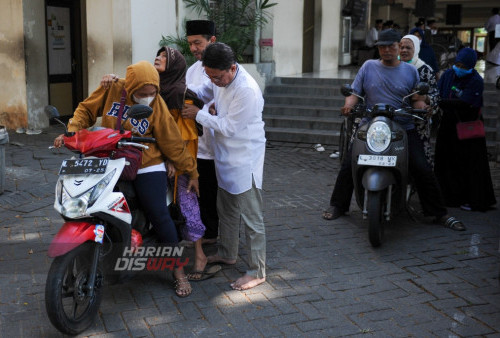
[0,127,499,337]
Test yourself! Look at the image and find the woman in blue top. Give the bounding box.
[434,47,496,211]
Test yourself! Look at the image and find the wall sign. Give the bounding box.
[47,6,72,75]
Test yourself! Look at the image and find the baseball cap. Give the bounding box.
[375,29,401,46]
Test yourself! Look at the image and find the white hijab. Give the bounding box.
[402,34,425,69]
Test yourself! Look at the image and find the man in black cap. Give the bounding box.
[322,29,465,231]
[184,20,221,277]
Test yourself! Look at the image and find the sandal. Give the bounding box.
[436,216,466,231]
[322,206,345,220]
[173,276,192,298]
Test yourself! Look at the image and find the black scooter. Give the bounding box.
[340,83,429,247]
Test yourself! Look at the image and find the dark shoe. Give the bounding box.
[436,215,466,231]
[187,265,222,281]
[322,206,345,220]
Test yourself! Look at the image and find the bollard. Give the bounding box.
[0,126,9,194]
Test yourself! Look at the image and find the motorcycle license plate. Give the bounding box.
[357,155,397,167]
[59,158,109,175]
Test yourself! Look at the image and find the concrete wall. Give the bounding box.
[273,0,304,76]
[131,0,179,65]
[318,0,340,71]
[0,0,28,129]
[23,0,49,130]
[86,0,132,92]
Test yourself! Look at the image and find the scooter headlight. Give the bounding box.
[366,121,391,153]
[61,169,116,218]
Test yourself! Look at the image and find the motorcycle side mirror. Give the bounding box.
[415,82,429,95]
[128,104,153,120]
[44,105,73,136]
[340,84,354,97]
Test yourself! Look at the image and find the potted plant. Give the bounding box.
[159,0,276,65]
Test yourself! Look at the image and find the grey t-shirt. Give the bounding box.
[352,59,420,129]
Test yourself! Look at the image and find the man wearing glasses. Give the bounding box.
[182,42,266,291]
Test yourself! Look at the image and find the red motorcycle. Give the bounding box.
[45,105,180,335]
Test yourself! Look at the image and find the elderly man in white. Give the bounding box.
[182,42,266,291]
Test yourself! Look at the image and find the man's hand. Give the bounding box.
[100,74,119,89]
[209,103,217,115]
[166,162,176,178]
[181,104,200,120]
[341,95,359,116]
[54,134,65,148]
[187,178,200,197]
[341,105,354,116]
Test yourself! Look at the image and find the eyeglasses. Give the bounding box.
[203,69,228,83]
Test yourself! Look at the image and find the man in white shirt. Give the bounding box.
[182,43,266,291]
[185,20,220,249]
[365,19,383,48]
[485,8,500,52]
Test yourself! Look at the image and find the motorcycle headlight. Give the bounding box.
[366,121,391,153]
[61,169,116,218]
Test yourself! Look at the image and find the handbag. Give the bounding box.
[455,109,485,140]
[110,146,142,181]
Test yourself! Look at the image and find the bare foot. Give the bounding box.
[207,255,236,265]
[230,274,266,291]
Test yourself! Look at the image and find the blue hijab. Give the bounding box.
[409,27,439,73]
[438,48,483,108]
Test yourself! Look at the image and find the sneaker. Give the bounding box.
[313,144,325,152]
[26,128,42,135]
[460,204,472,211]
[329,152,339,158]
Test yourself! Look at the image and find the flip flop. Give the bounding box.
[187,264,222,281]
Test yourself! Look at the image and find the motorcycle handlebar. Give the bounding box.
[127,136,156,143]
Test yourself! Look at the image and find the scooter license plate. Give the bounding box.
[59,158,109,175]
[357,155,397,167]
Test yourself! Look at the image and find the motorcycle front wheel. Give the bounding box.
[367,190,385,247]
[45,242,103,335]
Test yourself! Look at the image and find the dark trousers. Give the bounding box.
[197,158,219,239]
[134,171,178,244]
[329,129,447,218]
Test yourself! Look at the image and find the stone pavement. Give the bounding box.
[0,126,499,337]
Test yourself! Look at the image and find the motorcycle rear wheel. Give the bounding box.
[367,191,385,247]
[45,242,103,335]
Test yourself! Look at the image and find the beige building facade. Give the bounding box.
[0,0,345,130]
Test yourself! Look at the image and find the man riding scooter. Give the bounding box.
[322,29,465,232]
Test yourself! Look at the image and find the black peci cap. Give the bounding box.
[186,20,216,36]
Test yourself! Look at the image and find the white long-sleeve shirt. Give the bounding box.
[194,64,266,194]
[186,60,215,160]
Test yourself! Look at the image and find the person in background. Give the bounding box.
[485,8,500,52]
[410,27,439,74]
[434,47,496,212]
[427,20,438,35]
[182,42,267,291]
[184,20,220,250]
[400,34,440,166]
[366,19,383,48]
[56,61,199,298]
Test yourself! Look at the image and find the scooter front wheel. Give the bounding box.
[367,190,385,247]
[45,242,103,335]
